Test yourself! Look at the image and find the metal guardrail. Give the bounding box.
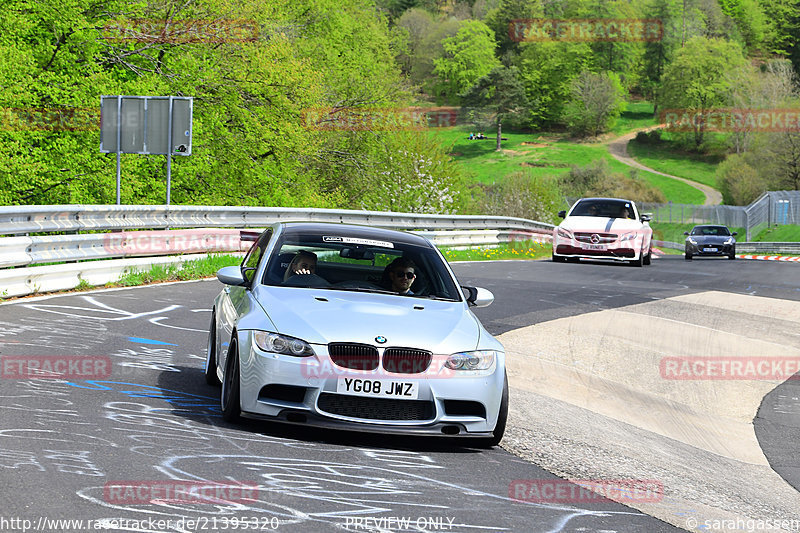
[0,205,555,298]
[0,205,554,236]
[736,242,800,254]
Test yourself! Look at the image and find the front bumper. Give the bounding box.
[554,243,636,260]
[686,243,735,256]
[236,334,505,437]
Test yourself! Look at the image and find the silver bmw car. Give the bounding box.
[206,222,508,446]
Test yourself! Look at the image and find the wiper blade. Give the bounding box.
[328,287,397,295]
[415,294,458,301]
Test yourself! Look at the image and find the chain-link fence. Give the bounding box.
[743,191,800,240]
[565,191,800,240]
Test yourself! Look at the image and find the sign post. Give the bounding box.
[100,95,193,205]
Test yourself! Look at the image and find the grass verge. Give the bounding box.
[649,223,745,245]
[441,241,552,262]
[753,225,800,242]
[114,254,242,287]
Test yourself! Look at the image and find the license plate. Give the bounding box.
[581,244,607,250]
[336,378,419,399]
[704,247,718,252]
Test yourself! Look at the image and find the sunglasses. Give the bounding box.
[394,271,415,279]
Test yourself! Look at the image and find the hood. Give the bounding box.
[689,235,735,244]
[252,286,481,353]
[560,216,644,233]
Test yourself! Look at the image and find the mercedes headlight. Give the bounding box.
[253,331,314,357]
[619,232,637,242]
[445,350,497,371]
[556,227,573,240]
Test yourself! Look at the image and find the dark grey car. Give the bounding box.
[684,225,737,260]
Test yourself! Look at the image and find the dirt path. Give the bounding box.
[607,126,723,206]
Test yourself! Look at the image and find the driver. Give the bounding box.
[284,250,318,281]
[383,257,417,295]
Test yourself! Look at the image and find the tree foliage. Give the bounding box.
[432,19,500,103]
[658,36,747,149]
[460,65,528,150]
[563,70,626,137]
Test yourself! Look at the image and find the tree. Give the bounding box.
[761,0,800,74]
[410,17,461,92]
[484,0,543,58]
[658,36,747,149]
[563,71,626,137]
[433,20,500,103]
[516,41,595,128]
[725,59,798,154]
[460,65,529,150]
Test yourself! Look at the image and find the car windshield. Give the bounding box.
[691,226,730,236]
[570,200,636,219]
[261,229,462,301]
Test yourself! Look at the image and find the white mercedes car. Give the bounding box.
[552,197,653,266]
[206,222,508,446]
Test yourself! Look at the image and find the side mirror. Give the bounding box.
[683,232,690,236]
[640,214,652,222]
[558,210,566,218]
[732,232,738,236]
[217,265,248,287]
[462,286,494,308]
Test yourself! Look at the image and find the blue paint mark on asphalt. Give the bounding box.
[128,336,178,346]
[65,381,220,414]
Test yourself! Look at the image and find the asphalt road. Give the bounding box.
[0,254,797,532]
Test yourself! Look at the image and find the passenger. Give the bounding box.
[382,257,417,295]
[283,250,317,281]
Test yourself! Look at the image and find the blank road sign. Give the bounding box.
[101,95,192,155]
[146,98,170,154]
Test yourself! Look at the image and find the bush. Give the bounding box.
[563,71,626,137]
[635,129,662,144]
[359,132,473,214]
[560,159,666,203]
[477,171,561,224]
[716,153,767,205]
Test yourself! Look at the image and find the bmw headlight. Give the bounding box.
[445,350,497,371]
[253,331,314,357]
[557,227,573,240]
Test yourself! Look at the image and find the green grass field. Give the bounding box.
[627,139,723,189]
[608,100,658,136]
[753,224,800,242]
[430,122,705,204]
